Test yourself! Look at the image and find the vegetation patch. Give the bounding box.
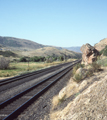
[72,63,84,75]
[73,73,83,83]
[0,57,10,70]
[0,51,17,57]
[100,45,107,56]
[0,60,74,78]
[97,57,107,67]
[90,62,101,72]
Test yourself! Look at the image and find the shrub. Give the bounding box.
[72,63,84,75]
[98,58,107,66]
[86,68,94,77]
[100,45,107,56]
[19,57,27,62]
[91,62,101,72]
[0,57,10,69]
[73,73,82,83]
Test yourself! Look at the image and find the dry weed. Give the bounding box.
[51,79,79,110]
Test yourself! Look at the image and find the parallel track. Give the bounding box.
[0,60,81,120]
[0,61,73,86]
[0,61,76,92]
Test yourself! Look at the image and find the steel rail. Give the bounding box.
[0,61,76,86]
[0,59,81,120]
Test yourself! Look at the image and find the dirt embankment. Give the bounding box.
[50,67,107,120]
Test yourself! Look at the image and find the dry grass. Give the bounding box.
[50,77,91,119]
[50,102,73,120]
[51,78,79,110]
[50,61,104,120]
[0,62,57,78]
[0,60,75,79]
[52,95,60,109]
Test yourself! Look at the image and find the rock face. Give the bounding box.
[94,38,107,51]
[81,43,99,65]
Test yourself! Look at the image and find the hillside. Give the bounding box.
[0,36,46,51]
[50,68,107,119]
[94,38,107,51]
[19,47,82,59]
[0,51,18,57]
[0,36,82,59]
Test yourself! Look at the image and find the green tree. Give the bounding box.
[19,57,27,62]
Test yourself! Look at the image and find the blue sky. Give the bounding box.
[0,0,107,47]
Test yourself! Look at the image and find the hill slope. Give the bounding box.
[0,36,45,51]
[94,38,107,51]
[0,36,82,59]
[19,47,82,59]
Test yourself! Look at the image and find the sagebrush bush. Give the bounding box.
[91,62,101,72]
[0,57,10,69]
[72,63,84,75]
[73,73,82,83]
[97,58,107,67]
[86,68,94,77]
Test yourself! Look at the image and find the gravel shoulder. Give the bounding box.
[0,66,65,103]
[15,68,73,120]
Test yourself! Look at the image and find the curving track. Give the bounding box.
[0,60,81,120]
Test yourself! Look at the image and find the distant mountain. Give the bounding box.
[64,47,81,53]
[0,36,46,51]
[94,38,107,51]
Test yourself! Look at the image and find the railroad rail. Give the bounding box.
[0,61,77,92]
[0,61,73,86]
[0,59,81,120]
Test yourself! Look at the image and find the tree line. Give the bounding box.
[19,55,67,62]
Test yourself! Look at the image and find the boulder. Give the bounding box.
[81,43,99,65]
[73,68,87,80]
[58,87,66,100]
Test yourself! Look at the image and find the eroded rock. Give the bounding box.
[81,43,99,65]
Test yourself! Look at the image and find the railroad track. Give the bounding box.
[0,61,73,86]
[0,60,81,120]
[0,61,77,92]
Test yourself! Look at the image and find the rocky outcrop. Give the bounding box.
[73,68,87,81]
[81,43,99,65]
[51,68,107,120]
[94,38,107,51]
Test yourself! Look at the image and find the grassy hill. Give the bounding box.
[0,36,46,51]
[19,47,82,59]
[0,51,18,57]
[0,36,82,59]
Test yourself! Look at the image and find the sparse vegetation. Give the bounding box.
[0,60,74,78]
[91,62,101,72]
[97,57,107,67]
[0,51,17,57]
[0,57,10,70]
[100,45,107,56]
[73,73,83,83]
[86,68,93,77]
[72,62,101,83]
[72,63,84,75]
